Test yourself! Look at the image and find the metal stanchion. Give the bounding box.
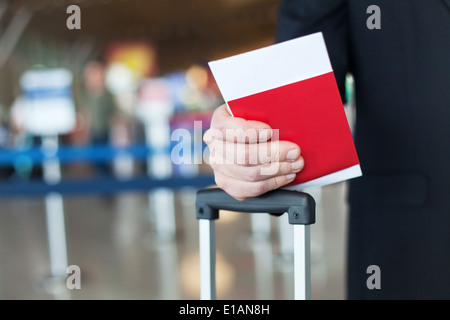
[137,78,176,241]
[156,237,181,299]
[250,214,271,241]
[145,122,176,240]
[249,214,275,299]
[40,135,70,299]
[252,234,274,300]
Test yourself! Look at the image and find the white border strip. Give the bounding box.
[209,32,332,102]
[285,164,362,190]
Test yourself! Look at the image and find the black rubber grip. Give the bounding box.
[195,188,315,225]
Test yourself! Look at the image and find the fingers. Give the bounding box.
[210,156,304,182]
[206,104,273,143]
[208,139,301,166]
[204,103,304,201]
[214,170,298,201]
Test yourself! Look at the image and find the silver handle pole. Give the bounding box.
[199,219,216,300]
[294,224,311,300]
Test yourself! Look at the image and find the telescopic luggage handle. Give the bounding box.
[196,188,315,224]
[195,187,316,300]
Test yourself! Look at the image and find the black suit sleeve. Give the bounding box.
[276,0,350,101]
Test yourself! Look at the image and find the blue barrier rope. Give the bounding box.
[0,174,215,197]
[0,144,153,166]
[0,142,208,167]
[0,143,213,197]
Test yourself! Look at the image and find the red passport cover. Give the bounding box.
[209,32,361,189]
[227,72,360,187]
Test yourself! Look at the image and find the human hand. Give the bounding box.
[203,104,304,201]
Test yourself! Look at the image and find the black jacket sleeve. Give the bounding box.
[276,0,350,101]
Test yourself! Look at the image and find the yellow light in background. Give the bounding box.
[179,250,235,299]
[186,64,209,91]
[104,41,158,82]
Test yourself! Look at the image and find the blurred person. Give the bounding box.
[204,0,450,299]
[81,58,118,175]
[184,62,223,112]
[82,58,117,146]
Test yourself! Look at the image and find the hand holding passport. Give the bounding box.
[205,32,361,199]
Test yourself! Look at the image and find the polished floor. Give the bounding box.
[0,181,349,300]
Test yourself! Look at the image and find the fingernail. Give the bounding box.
[259,129,272,141]
[286,149,299,161]
[291,159,303,171]
[286,173,296,181]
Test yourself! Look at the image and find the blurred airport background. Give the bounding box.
[0,0,354,299]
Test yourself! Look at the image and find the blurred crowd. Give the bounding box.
[0,42,223,180]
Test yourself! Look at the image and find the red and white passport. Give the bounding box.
[208,32,361,189]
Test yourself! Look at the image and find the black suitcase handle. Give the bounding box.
[195,188,315,225]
